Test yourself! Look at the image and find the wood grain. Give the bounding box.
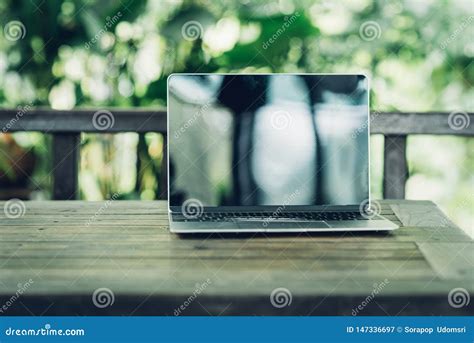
[0,200,472,316]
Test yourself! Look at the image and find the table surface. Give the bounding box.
[0,200,472,316]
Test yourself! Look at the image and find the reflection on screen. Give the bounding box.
[168,74,369,207]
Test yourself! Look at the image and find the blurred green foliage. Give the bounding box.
[0,0,472,233]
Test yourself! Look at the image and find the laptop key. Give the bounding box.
[174,211,368,222]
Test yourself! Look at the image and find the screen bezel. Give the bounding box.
[167,73,370,214]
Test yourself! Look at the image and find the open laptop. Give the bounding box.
[167,73,398,233]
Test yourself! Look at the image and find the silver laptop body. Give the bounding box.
[167,73,398,233]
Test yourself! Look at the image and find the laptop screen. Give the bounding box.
[168,74,369,209]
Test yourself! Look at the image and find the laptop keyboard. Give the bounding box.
[174,211,367,222]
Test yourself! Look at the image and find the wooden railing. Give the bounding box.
[0,109,472,200]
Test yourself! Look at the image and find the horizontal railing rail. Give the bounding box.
[0,108,167,133]
[0,108,472,200]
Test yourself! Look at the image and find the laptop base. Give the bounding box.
[169,216,398,233]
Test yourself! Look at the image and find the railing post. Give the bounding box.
[383,135,408,199]
[52,133,80,200]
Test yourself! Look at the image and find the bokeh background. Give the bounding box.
[0,0,472,235]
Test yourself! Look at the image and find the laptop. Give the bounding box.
[167,73,398,233]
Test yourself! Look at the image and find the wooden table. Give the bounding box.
[1,200,472,316]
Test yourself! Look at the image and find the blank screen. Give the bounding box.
[168,74,369,208]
